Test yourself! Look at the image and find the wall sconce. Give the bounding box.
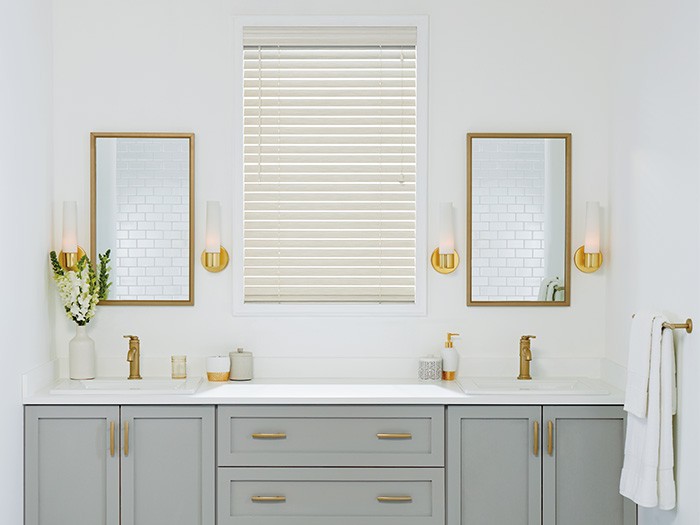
[431,202,459,274]
[574,201,603,273]
[58,201,85,271]
[201,201,229,272]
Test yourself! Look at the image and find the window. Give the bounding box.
[234,18,427,314]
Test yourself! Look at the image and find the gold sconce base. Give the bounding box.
[202,246,229,273]
[58,246,86,272]
[430,248,460,274]
[574,246,603,273]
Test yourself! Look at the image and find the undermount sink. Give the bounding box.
[459,377,609,395]
[50,377,202,395]
[207,380,466,399]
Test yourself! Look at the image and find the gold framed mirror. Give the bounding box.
[467,133,571,306]
[90,132,195,305]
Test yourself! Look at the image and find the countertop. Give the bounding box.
[23,376,625,406]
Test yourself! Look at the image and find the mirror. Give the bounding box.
[467,133,571,306]
[91,132,194,305]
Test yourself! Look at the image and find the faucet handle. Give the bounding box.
[520,335,536,341]
[123,335,139,341]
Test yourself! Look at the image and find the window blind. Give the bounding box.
[243,26,417,304]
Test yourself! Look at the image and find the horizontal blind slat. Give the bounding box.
[244,258,415,268]
[245,194,415,204]
[243,98,415,108]
[244,173,416,182]
[245,238,414,248]
[246,247,415,257]
[245,266,415,276]
[244,287,415,296]
[245,230,415,239]
[243,27,417,47]
[244,135,414,145]
[243,49,416,59]
[245,277,415,286]
[244,294,416,303]
[244,107,416,117]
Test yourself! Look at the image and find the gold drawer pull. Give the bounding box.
[376,433,412,439]
[533,421,539,457]
[547,420,554,456]
[124,421,129,457]
[252,433,287,439]
[377,496,413,503]
[251,496,286,503]
[109,421,116,457]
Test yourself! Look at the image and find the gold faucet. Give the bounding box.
[124,335,142,380]
[517,335,536,380]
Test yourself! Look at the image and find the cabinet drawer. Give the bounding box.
[217,406,444,467]
[217,468,444,525]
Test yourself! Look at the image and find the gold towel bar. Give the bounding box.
[631,315,693,334]
[663,319,693,334]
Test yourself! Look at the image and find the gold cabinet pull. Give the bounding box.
[377,496,413,503]
[533,421,539,457]
[376,433,412,439]
[251,496,286,503]
[547,420,554,456]
[251,433,287,439]
[109,421,115,457]
[124,421,130,457]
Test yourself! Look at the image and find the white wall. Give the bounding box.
[0,0,54,523]
[606,0,700,522]
[51,0,611,379]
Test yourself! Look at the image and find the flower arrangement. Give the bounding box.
[49,250,111,326]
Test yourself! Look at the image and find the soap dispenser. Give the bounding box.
[441,332,460,380]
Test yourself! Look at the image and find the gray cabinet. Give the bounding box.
[25,405,214,525]
[447,405,636,525]
[447,406,541,525]
[25,406,120,525]
[542,406,636,525]
[27,401,634,525]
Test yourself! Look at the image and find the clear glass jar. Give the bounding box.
[171,355,187,379]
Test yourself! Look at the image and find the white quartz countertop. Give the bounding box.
[23,376,625,405]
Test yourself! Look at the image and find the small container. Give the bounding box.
[206,356,231,382]
[441,332,460,381]
[229,348,253,381]
[419,356,442,381]
[171,355,187,379]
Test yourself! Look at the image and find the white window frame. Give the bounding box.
[232,15,428,316]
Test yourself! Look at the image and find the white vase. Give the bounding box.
[69,325,96,379]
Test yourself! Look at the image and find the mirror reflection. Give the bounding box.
[91,133,194,305]
[467,133,571,305]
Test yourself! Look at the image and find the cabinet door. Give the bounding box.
[25,405,119,525]
[120,406,215,525]
[447,406,541,525]
[542,406,636,525]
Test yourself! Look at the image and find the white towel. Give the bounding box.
[620,316,677,509]
[624,313,656,418]
[537,278,553,301]
[537,276,563,302]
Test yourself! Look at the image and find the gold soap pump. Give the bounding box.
[441,332,460,381]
